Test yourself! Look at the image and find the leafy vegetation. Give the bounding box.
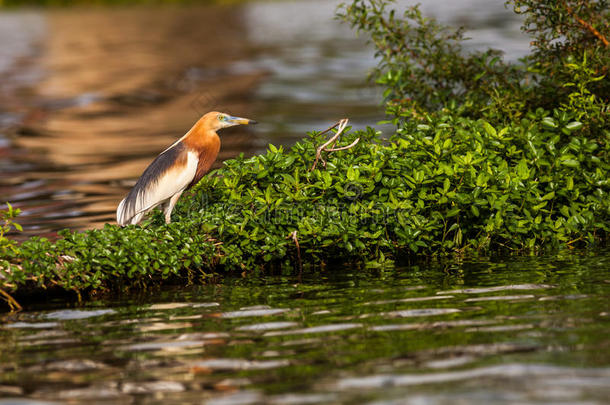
[1,0,608,305]
[338,0,608,136]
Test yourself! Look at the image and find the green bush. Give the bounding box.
[0,0,608,303]
[339,0,609,139]
[183,109,609,258]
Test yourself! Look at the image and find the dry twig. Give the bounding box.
[287,230,303,277]
[0,288,22,312]
[310,118,360,171]
[565,3,609,47]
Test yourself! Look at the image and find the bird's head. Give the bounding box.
[202,111,257,132]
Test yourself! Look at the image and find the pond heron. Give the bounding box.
[116,111,257,226]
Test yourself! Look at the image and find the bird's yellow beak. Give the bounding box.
[228,115,257,125]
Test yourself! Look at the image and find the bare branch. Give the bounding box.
[311,119,359,171]
[565,3,609,47]
[326,138,360,152]
[0,288,22,312]
[287,230,303,278]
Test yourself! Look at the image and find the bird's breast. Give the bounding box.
[183,132,221,188]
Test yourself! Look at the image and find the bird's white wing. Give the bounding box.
[117,143,198,225]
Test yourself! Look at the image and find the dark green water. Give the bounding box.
[1,252,609,404]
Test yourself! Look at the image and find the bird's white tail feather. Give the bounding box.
[116,197,130,226]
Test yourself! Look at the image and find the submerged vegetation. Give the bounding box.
[1,0,608,305]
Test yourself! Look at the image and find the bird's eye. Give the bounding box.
[218,115,226,121]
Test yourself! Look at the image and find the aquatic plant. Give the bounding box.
[0,0,608,306]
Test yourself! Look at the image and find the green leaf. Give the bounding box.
[446,207,460,218]
[443,178,450,192]
[476,172,488,187]
[565,121,583,132]
[347,167,359,181]
[516,159,530,180]
[541,117,557,129]
[482,121,496,137]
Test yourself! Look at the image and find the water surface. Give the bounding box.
[1,3,606,404]
[1,253,609,404]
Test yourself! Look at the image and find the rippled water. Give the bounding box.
[0,0,530,237]
[1,253,609,404]
[1,2,607,403]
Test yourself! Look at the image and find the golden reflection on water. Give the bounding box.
[2,5,263,236]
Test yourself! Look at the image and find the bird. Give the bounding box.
[116,111,257,226]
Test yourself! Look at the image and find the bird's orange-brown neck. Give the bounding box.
[182,118,221,189]
[182,118,221,154]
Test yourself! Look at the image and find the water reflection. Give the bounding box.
[1,5,264,237]
[0,0,530,237]
[0,254,609,404]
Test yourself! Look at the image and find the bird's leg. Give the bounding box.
[164,191,183,224]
